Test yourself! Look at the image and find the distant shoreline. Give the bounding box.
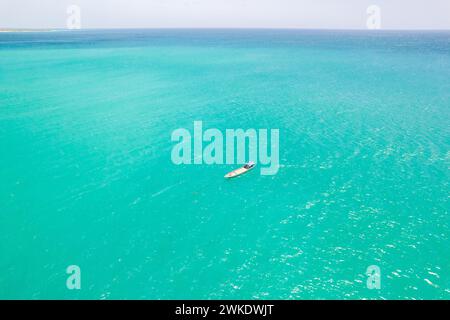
[0,29,64,33]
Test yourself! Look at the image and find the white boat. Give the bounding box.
[224,162,256,179]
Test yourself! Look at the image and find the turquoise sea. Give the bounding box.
[0,29,449,299]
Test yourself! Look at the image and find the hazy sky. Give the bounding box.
[1,0,449,30]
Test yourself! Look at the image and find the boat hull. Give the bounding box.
[224,166,254,178]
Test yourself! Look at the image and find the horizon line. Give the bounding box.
[2,27,450,32]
